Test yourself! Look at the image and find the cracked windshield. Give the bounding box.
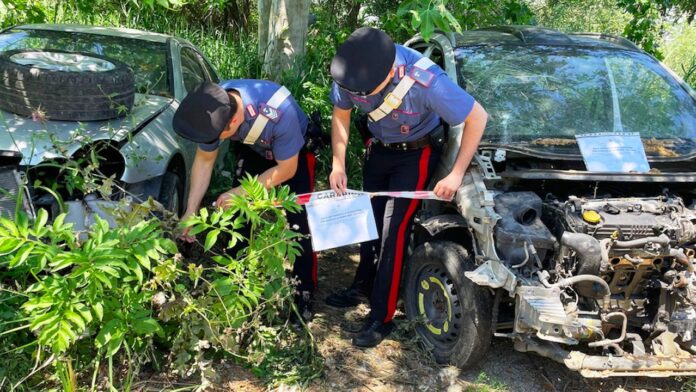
[456,46,696,156]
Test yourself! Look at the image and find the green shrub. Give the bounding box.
[0,177,321,390]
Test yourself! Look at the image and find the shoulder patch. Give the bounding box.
[260,104,282,123]
[409,66,434,87]
[398,65,405,79]
[246,104,257,117]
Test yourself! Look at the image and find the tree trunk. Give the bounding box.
[345,0,361,31]
[258,0,310,80]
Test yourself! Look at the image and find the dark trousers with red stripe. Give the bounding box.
[354,142,440,323]
[233,145,317,292]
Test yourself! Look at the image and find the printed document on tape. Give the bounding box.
[305,190,378,251]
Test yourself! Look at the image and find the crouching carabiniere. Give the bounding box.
[172,80,318,320]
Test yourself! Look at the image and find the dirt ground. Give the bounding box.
[217,246,691,392]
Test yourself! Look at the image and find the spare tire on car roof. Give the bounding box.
[0,49,135,122]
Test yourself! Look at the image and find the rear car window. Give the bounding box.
[0,29,171,97]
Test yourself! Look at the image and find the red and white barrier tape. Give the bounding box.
[295,189,447,206]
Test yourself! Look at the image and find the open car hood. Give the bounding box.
[0,94,172,166]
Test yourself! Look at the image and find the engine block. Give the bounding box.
[561,196,696,244]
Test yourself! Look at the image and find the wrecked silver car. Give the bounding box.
[0,24,221,225]
[405,27,696,377]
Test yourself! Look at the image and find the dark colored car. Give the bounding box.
[404,26,696,377]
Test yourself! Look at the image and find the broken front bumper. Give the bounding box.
[516,337,696,377]
[0,164,121,230]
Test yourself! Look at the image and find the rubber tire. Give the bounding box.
[0,49,135,121]
[404,240,492,368]
[157,172,182,217]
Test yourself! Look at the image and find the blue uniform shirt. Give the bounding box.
[199,79,308,161]
[330,45,475,143]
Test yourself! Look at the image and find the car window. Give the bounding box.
[409,41,445,68]
[198,54,219,83]
[0,29,171,97]
[455,46,696,156]
[180,47,207,93]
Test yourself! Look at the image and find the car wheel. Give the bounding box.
[404,240,492,368]
[157,172,182,216]
[0,49,135,121]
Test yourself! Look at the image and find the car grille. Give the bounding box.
[0,166,30,218]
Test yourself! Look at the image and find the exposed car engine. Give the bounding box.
[490,190,696,375]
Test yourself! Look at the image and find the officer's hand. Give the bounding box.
[433,172,464,201]
[179,210,196,243]
[329,168,348,195]
[216,187,243,209]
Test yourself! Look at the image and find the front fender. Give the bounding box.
[414,213,472,250]
[418,214,469,237]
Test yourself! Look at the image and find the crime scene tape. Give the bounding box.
[294,189,448,206]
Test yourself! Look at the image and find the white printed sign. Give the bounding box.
[576,132,650,173]
[304,190,378,251]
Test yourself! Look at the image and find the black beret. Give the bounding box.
[330,27,396,93]
[172,81,233,144]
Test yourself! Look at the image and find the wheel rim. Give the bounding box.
[415,262,463,349]
[10,52,115,72]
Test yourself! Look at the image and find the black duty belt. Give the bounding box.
[373,134,431,151]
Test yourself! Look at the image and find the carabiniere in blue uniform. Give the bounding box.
[172,80,318,322]
[326,27,478,348]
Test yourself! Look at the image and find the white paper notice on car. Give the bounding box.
[575,132,650,173]
[304,190,378,252]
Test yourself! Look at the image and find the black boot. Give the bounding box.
[324,285,369,308]
[352,319,395,348]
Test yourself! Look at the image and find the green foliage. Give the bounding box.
[617,0,696,60]
[0,0,48,28]
[618,0,666,59]
[464,372,508,391]
[398,0,462,41]
[450,0,535,30]
[1,209,174,356]
[0,177,321,389]
[663,21,696,86]
[169,177,322,386]
[372,0,534,42]
[533,0,630,34]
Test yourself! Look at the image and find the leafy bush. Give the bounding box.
[663,22,696,87]
[0,178,321,390]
